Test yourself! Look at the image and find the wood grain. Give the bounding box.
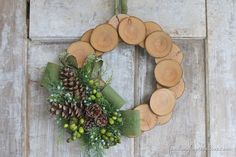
[0,0,26,156]
[101,43,136,157]
[134,40,206,157]
[207,1,236,156]
[29,0,206,41]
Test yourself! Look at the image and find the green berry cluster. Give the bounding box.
[83,79,102,106]
[64,117,86,143]
[100,128,121,149]
[108,112,123,125]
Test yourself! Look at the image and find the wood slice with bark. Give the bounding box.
[155,43,183,63]
[81,29,94,42]
[118,16,146,45]
[90,24,119,52]
[67,41,95,67]
[134,104,158,131]
[156,112,172,125]
[150,89,176,116]
[145,31,172,58]
[109,14,129,29]
[155,59,183,87]
[139,21,163,48]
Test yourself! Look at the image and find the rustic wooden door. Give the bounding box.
[1,0,236,157]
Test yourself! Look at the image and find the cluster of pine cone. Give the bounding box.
[49,66,108,129]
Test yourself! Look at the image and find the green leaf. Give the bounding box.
[101,85,125,109]
[40,62,60,91]
[121,110,141,137]
[66,55,78,68]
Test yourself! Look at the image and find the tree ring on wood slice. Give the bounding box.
[139,21,163,48]
[134,104,158,131]
[118,16,146,45]
[150,89,176,116]
[67,41,95,67]
[90,24,119,52]
[155,44,183,64]
[145,31,172,58]
[156,112,172,125]
[108,14,129,29]
[81,29,94,42]
[155,59,183,87]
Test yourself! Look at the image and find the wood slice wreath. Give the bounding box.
[41,13,185,157]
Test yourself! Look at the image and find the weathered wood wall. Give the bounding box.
[0,0,236,157]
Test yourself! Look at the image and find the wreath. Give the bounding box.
[40,1,184,156]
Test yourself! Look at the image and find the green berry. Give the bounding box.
[72,136,77,141]
[76,132,81,138]
[102,135,109,141]
[113,112,118,116]
[100,128,106,134]
[96,92,102,98]
[95,82,99,87]
[89,80,94,85]
[106,132,112,137]
[93,89,97,94]
[79,118,85,124]
[64,123,69,128]
[117,117,123,123]
[70,124,77,131]
[109,118,114,125]
[78,127,84,134]
[90,95,96,100]
[110,137,114,142]
[112,116,117,120]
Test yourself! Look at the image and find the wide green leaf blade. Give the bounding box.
[121,110,141,137]
[40,62,60,91]
[101,85,125,109]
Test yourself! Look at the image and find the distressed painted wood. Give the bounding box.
[207,1,236,156]
[27,42,136,157]
[0,0,26,157]
[29,0,206,41]
[134,40,206,157]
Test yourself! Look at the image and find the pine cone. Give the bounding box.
[84,118,95,130]
[96,114,108,127]
[60,67,87,102]
[85,103,102,118]
[49,102,82,119]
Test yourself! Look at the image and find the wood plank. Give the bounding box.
[28,42,135,157]
[102,43,136,157]
[0,0,26,156]
[134,40,206,157]
[29,0,206,41]
[207,1,236,156]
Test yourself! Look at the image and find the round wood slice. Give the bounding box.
[81,29,94,42]
[169,79,185,98]
[155,44,183,63]
[134,104,158,131]
[118,16,146,45]
[154,60,183,87]
[95,51,104,56]
[156,79,185,98]
[145,31,172,58]
[108,14,129,29]
[156,112,172,125]
[90,24,119,52]
[139,21,163,48]
[150,89,176,116]
[67,41,95,67]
